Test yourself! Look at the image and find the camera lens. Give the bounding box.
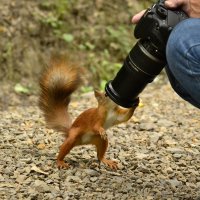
[105,0,188,108]
[105,39,166,108]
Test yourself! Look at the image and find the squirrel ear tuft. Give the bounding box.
[94,90,103,101]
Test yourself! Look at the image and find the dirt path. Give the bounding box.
[0,82,200,200]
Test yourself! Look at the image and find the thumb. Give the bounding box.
[131,10,146,24]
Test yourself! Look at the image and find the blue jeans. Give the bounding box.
[165,18,200,109]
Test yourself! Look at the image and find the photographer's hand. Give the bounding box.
[132,0,200,24]
[131,10,146,24]
[165,0,200,17]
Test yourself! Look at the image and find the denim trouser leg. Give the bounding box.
[165,18,200,109]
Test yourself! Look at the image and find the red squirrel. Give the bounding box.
[39,55,139,170]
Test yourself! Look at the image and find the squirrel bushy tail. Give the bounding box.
[39,55,82,132]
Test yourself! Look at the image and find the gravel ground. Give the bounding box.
[0,82,200,200]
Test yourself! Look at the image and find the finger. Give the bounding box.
[165,0,189,15]
[165,0,183,8]
[131,10,146,24]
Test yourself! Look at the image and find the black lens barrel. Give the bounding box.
[105,40,166,108]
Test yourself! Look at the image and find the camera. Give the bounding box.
[105,0,188,108]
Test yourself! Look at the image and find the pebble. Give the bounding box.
[167,178,181,188]
[1,83,200,199]
[83,169,100,177]
[157,119,175,127]
[138,122,156,131]
[34,180,53,193]
[65,175,82,183]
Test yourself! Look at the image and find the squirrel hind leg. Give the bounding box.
[93,136,118,170]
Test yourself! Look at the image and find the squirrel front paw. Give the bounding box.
[98,127,107,140]
[57,160,70,169]
[93,126,107,140]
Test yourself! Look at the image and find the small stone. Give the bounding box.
[167,178,181,188]
[196,182,200,188]
[95,188,102,192]
[137,165,150,173]
[149,132,163,144]
[83,169,99,177]
[166,147,185,154]
[34,180,53,193]
[136,179,143,184]
[173,154,182,159]
[66,176,82,183]
[139,122,156,131]
[186,182,197,189]
[177,160,187,167]
[157,119,175,127]
[16,175,27,183]
[90,177,98,182]
[166,167,174,174]
[135,152,149,159]
[0,174,5,181]
[50,173,60,180]
[146,196,154,200]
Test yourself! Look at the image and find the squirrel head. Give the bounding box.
[94,90,117,110]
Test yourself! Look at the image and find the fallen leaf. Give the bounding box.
[37,143,46,149]
[31,165,48,175]
[139,102,144,107]
[14,83,30,94]
[70,102,78,108]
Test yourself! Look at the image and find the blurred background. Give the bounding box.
[0,0,155,94]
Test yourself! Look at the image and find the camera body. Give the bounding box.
[105,0,188,108]
[134,0,188,57]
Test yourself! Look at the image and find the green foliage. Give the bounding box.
[40,14,62,29]
[2,42,13,80]
[37,1,146,86]
[80,86,93,93]
[35,0,153,88]
[14,83,31,94]
[38,0,71,35]
[39,0,69,16]
[62,33,74,43]
[106,25,134,58]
